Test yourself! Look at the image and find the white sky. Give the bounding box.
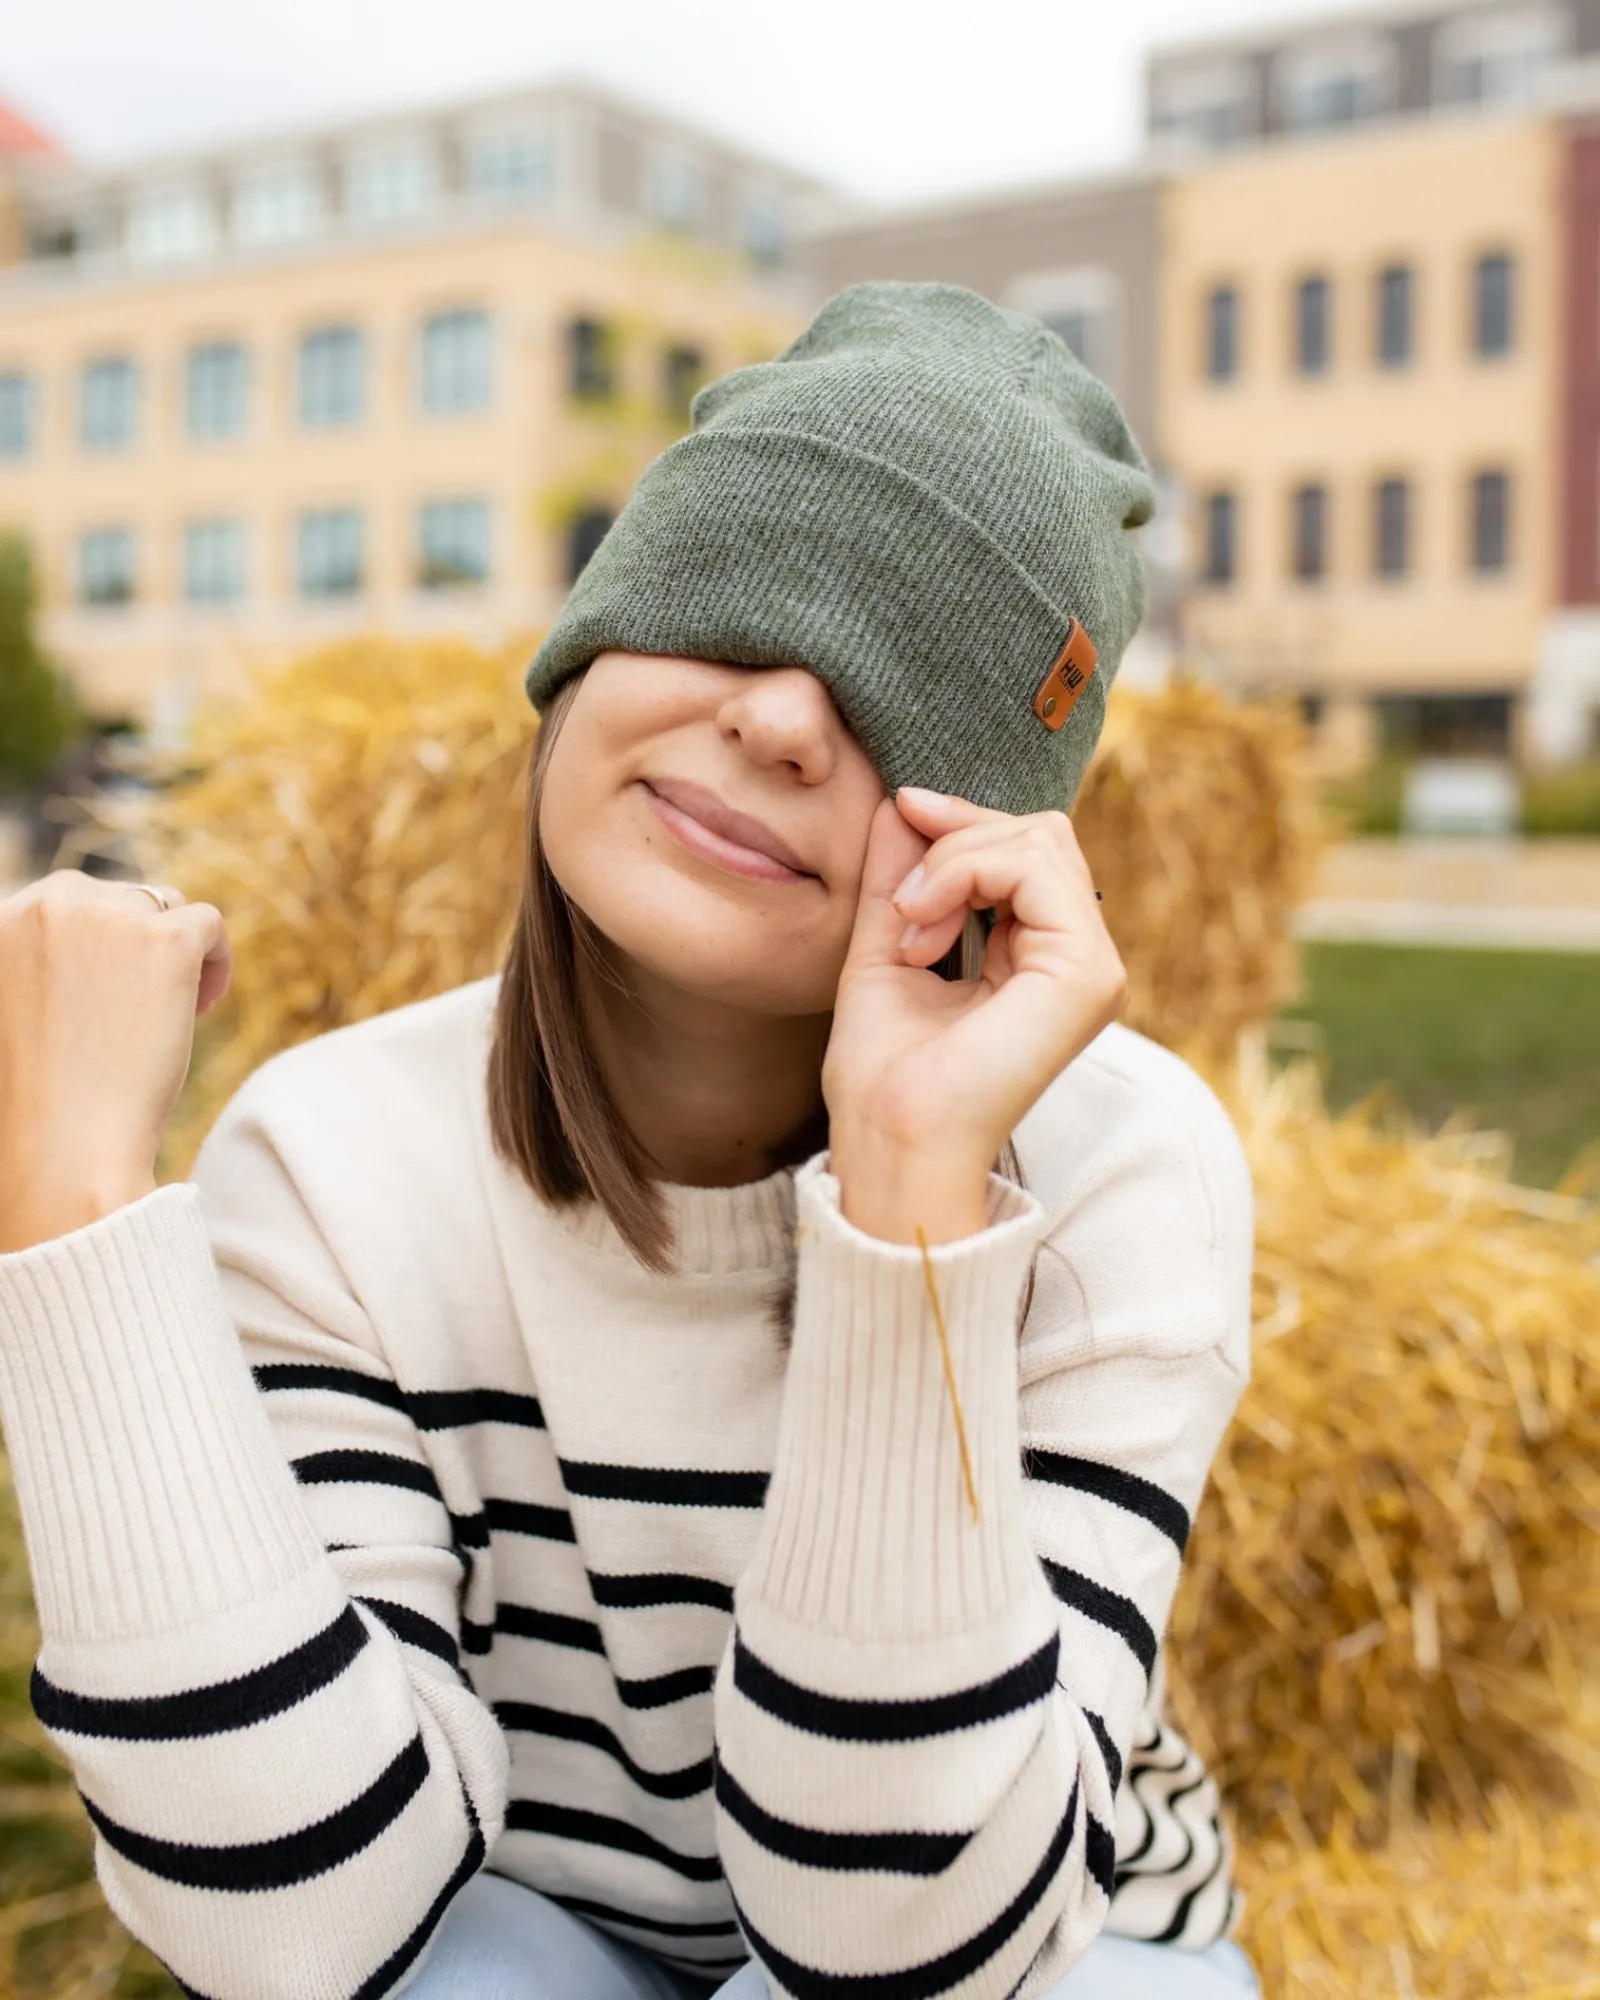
[5,0,1345,205]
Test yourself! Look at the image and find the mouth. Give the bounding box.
[641,778,816,886]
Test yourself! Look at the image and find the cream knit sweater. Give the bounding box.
[0,976,1252,2000]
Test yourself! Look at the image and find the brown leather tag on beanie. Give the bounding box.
[1032,619,1098,731]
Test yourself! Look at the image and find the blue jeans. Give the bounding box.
[403,1870,1260,1998]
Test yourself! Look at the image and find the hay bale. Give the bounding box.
[1072,679,1321,1067]
[1232,1791,1600,1998]
[1167,1054,1600,1844]
[93,637,535,1177]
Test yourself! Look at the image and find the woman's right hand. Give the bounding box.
[0,870,231,1253]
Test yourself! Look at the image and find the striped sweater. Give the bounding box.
[0,976,1252,2000]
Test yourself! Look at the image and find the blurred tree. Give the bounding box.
[0,529,79,791]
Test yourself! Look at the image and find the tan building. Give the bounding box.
[1160,106,1560,765]
[1147,0,1600,767]
[0,82,827,728]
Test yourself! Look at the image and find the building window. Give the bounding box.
[739,193,788,268]
[79,527,135,606]
[126,184,216,265]
[1205,285,1240,381]
[231,161,323,246]
[1373,476,1411,578]
[1292,483,1328,580]
[645,150,708,235]
[345,140,438,225]
[1376,264,1413,367]
[1295,275,1332,374]
[1279,33,1395,130]
[297,509,363,598]
[81,356,138,450]
[467,123,556,202]
[569,318,616,402]
[1473,252,1515,357]
[186,341,248,439]
[1203,490,1237,585]
[663,345,704,425]
[1470,470,1512,571]
[1435,6,1564,108]
[419,310,492,415]
[418,498,490,587]
[299,327,366,427]
[0,372,33,458]
[568,507,614,583]
[1148,56,1256,151]
[184,518,247,603]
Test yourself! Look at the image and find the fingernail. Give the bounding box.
[899,923,922,951]
[893,862,926,910]
[899,786,946,808]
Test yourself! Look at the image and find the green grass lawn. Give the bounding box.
[1280,942,1600,1188]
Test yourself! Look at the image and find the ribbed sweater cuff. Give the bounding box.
[746,1158,1051,1641]
[0,1185,325,1644]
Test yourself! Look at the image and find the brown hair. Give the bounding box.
[487,676,1015,1280]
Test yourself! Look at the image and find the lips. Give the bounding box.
[642,777,814,883]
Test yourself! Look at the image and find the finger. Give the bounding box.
[899,818,1091,933]
[167,903,233,1016]
[840,797,932,973]
[897,904,969,970]
[895,786,1010,840]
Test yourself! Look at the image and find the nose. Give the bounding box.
[715,667,840,785]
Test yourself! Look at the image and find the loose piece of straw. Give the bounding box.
[915,1224,980,1523]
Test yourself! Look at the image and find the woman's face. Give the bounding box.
[539,651,886,1016]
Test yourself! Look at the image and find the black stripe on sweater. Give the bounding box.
[560,1461,770,1509]
[355,1597,460,1669]
[475,1609,713,1707]
[729,1777,1082,2000]
[549,1892,740,1939]
[732,1632,1058,1743]
[1025,1452,1191,1553]
[486,1498,576,1542]
[292,1449,441,1499]
[290,1450,486,1553]
[32,1605,367,1742]
[714,1754,969,1876]
[83,1733,430,1892]
[349,1804,486,2000]
[505,1799,723,1882]
[1081,1707,1123,1796]
[495,1701,712,1799]
[590,1571,735,1613]
[254,1365,545,1434]
[494,1603,606,1654]
[1039,1559,1158,1678]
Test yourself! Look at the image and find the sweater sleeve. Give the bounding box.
[0,1092,509,2000]
[712,1081,1251,2000]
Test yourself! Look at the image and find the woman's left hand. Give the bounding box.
[823,786,1127,1246]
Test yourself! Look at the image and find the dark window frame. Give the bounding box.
[569,318,616,403]
[1205,285,1240,383]
[1373,475,1411,579]
[1295,274,1332,376]
[1472,251,1514,359]
[1203,489,1238,586]
[1376,264,1413,368]
[1469,468,1512,573]
[1292,482,1329,581]
[567,506,614,583]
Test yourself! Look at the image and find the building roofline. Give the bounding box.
[40,71,833,202]
[1146,0,1515,70]
[803,159,1163,244]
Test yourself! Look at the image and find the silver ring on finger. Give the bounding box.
[130,882,173,914]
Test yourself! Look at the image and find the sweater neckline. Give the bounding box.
[548,1164,800,1277]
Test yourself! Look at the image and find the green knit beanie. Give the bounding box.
[525,281,1155,815]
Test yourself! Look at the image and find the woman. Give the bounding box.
[0,284,1255,2000]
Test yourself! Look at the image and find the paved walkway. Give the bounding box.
[1298,838,1600,951]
